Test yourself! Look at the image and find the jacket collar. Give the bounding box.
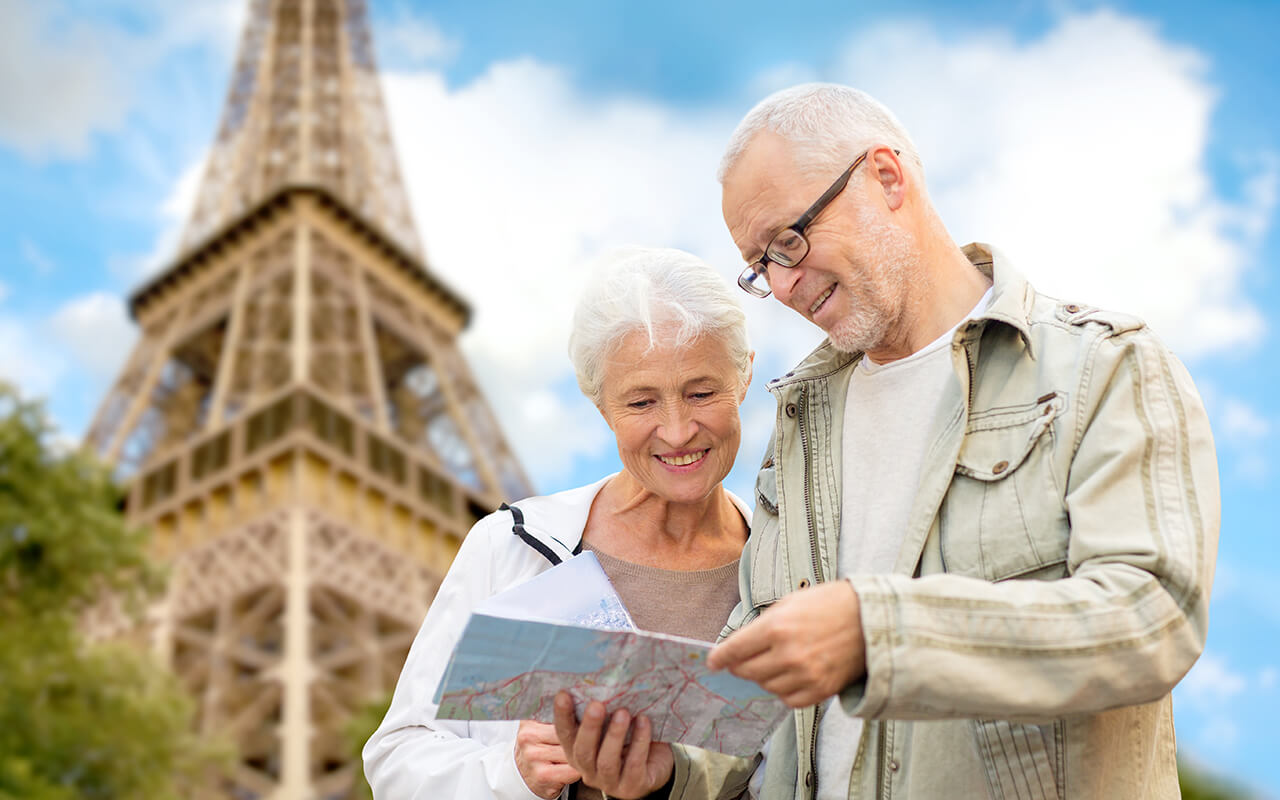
[508,474,753,562]
[769,241,1036,389]
[962,242,1036,357]
[508,474,613,561]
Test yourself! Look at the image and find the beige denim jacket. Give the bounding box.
[670,244,1220,800]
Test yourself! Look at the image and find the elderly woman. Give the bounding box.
[363,247,754,800]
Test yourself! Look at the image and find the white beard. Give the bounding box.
[824,209,921,354]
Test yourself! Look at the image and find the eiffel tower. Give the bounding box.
[84,1,534,796]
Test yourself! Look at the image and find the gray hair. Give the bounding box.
[568,247,752,406]
[718,83,924,184]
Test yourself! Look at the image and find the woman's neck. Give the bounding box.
[583,472,747,569]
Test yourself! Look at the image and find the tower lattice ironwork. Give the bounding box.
[85,1,534,797]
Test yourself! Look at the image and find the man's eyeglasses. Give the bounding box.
[737,148,898,298]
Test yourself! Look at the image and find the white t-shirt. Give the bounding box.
[816,288,991,799]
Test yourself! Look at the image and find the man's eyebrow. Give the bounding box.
[740,217,787,262]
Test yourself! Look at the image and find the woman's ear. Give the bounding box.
[740,351,755,401]
[595,401,616,432]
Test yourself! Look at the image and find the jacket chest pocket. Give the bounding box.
[940,395,1069,581]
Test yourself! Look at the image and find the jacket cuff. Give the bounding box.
[668,744,694,800]
[839,574,896,718]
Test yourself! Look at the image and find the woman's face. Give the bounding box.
[597,329,749,507]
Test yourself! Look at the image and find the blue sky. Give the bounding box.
[0,0,1277,793]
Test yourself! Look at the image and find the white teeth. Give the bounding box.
[658,450,707,467]
[810,286,834,315]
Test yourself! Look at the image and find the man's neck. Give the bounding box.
[864,238,990,365]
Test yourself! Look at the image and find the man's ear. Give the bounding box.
[740,351,755,401]
[872,146,907,211]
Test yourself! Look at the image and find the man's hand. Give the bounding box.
[706,580,866,708]
[553,692,674,799]
[515,720,581,799]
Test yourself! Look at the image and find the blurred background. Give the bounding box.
[0,0,1275,797]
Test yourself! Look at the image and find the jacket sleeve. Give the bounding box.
[669,746,761,800]
[840,326,1220,721]
[362,512,546,800]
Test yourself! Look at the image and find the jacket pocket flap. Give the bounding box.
[956,394,1064,481]
[755,457,778,514]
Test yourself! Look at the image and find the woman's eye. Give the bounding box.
[691,391,714,400]
[627,400,652,409]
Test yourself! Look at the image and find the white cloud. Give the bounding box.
[1197,715,1240,749]
[0,0,241,161]
[381,60,817,488]
[46,292,136,380]
[1197,384,1272,483]
[0,314,65,397]
[378,9,1272,490]
[113,153,206,280]
[1179,652,1248,709]
[0,0,128,158]
[1213,560,1280,629]
[503,385,613,483]
[100,7,1269,495]
[828,10,1273,359]
[1221,398,1271,442]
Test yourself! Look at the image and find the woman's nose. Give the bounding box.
[657,404,696,444]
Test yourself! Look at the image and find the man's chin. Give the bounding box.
[825,317,887,355]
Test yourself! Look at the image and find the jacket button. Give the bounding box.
[889,759,900,772]
[992,460,1009,474]
[1065,303,1081,313]
[804,772,813,787]
[785,403,798,418]
[798,579,810,589]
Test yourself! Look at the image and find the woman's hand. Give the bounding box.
[553,692,674,799]
[515,720,582,799]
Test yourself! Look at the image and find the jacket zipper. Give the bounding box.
[965,333,977,411]
[876,722,888,799]
[796,386,824,585]
[796,386,825,799]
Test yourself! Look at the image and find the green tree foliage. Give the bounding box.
[343,692,392,800]
[1180,759,1257,800]
[0,383,227,800]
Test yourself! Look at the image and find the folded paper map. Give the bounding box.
[432,555,786,758]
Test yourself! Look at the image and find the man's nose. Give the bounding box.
[769,263,804,303]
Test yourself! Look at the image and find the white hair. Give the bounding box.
[718,83,924,184]
[568,247,752,406]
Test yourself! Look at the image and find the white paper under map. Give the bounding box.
[474,551,635,631]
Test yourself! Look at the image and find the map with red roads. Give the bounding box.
[435,613,787,757]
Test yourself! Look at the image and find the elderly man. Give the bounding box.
[557,83,1219,800]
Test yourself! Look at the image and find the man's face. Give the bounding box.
[721,132,918,354]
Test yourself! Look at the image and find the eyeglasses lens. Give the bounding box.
[766,229,808,267]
